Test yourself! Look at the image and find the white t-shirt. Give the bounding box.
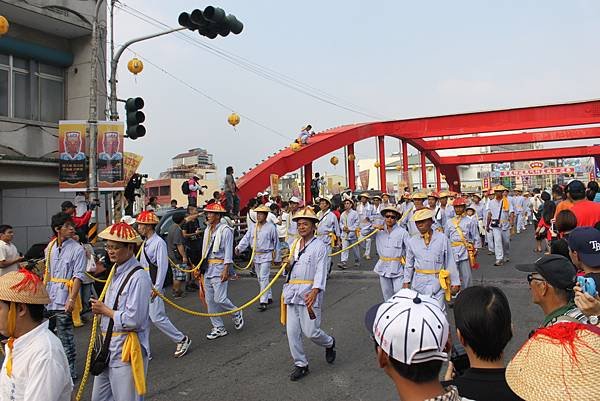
[0,239,19,276]
[0,321,73,401]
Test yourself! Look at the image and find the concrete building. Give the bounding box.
[0,0,107,252]
[146,148,219,208]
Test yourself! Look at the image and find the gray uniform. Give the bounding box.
[283,237,334,368]
[236,221,280,304]
[92,256,151,401]
[316,210,341,272]
[374,224,409,300]
[140,233,185,345]
[203,223,241,329]
[356,202,374,257]
[445,216,482,289]
[340,209,360,263]
[404,231,459,312]
[487,198,514,263]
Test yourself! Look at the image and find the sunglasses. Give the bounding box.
[384,215,398,219]
[527,274,546,284]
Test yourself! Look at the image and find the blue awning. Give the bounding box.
[0,36,74,67]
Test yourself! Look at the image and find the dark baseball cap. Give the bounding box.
[568,227,600,267]
[565,180,585,195]
[61,201,75,210]
[516,254,576,290]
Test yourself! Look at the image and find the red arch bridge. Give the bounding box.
[236,99,600,206]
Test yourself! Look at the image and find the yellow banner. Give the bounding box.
[270,174,280,197]
[123,152,144,184]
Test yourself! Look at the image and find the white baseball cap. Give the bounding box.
[121,215,136,226]
[364,288,449,364]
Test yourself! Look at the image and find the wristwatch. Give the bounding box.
[590,315,599,325]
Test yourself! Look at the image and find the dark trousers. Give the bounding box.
[48,310,77,379]
[225,191,240,215]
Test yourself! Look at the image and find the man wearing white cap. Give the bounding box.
[285,197,301,248]
[373,206,409,300]
[356,193,374,260]
[282,207,336,381]
[337,195,360,269]
[315,197,340,276]
[404,209,460,312]
[365,288,462,400]
[0,269,73,401]
[235,205,280,311]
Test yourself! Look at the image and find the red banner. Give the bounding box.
[499,167,575,177]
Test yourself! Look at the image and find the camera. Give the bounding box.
[577,276,598,297]
[450,343,470,376]
[140,174,149,178]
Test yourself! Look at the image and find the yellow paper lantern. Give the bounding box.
[228,113,240,127]
[330,156,339,166]
[0,16,9,36]
[290,142,301,152]
[374,161,381,168]
[427,166,433,171]
[395,165,402,171]
[127,58,144,75]
[348,154,356,161]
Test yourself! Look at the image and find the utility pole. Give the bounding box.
[86,0,106,244]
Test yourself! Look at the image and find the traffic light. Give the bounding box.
[178,6,243,39]
[125,97,145,140]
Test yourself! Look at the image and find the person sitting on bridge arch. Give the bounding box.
[296,124,314,145]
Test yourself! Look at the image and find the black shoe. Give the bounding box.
[290,365,310,381]
[250,270,257,278]
[267,298,273,305]
[258,303,267,311]
[325,337,336,364]
[185,284,197,293]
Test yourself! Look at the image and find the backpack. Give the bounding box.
[181,180,190,195]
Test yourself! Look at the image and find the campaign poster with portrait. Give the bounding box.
[58,120,88,192]
[97,121,125,190]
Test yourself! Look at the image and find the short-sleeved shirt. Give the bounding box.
[570,200,600,227]
[443,368,524,401]
[0,239,19,276]
[182,218,202,252]
[167,224,185,263]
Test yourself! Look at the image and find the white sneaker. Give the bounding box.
[206,327,228,340]
[174,335,191,358]
[233,311,244,330]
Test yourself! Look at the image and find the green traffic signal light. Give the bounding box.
[124,97,145,140]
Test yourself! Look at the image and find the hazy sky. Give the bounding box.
[112,0,600,182]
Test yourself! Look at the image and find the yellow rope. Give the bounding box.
[43,238,58,284]
[85,271,107,283]
[328,229,379,257]
[233,223,259,271]
[75,246,143,401]
[158,239,299,317]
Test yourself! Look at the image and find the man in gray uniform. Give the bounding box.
[486,185,515,266]
[445,198,481,289]
[282,207,336,381]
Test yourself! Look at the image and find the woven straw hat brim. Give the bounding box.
[98,229,143,244]
[254,205,271,213]
[136,217,159,225]
[0,272,50,304]
[506,329,600,401]
[380,206,401,217]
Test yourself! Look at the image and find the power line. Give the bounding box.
[115,3,389,120]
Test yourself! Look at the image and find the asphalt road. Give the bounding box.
[70,226,543,400]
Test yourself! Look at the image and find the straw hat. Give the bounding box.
[381,192,390,198]
[413,208,434,221]
[438,191,450,198]
[428,191,439,199]
[0,269,50,305]
[359,192,371,199]
[514,187,523,192]
[136,210,159,225]
[371,194,382,200]
[493,184,508,192]
[317,196,332,205]
[98,222,143,244]
[342,194,355,205]
[204,202,227,213]
[380,206,401,217]
[506,323,600,401]
[452,197,467,207]
[411,192,428,200]
[292,207,319,222]
[254,205,271,213]
[472,193,482,200]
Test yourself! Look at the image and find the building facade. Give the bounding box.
[0,0,107,252]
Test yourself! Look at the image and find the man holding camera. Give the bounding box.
[187,175,207,207]
[486,185,514,266]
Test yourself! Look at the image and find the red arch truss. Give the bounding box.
[237,100,600,205]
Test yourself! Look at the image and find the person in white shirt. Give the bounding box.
[0,269,73,401]
[0,225,23,276]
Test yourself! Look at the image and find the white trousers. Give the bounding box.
[341,238,360,263]
[360,237,372,257]
[91,356,149,401]
[456,259,472,288]
[204,276,240,329]
[150,292,184,343]
[517,213,526,233]
[286,304,334,367]
[379,276,404,301]
[486,229,495,252]
[492,228,510,262]
[411,276,446,313]
[255,261,272,303]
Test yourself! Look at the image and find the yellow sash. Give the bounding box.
[121,332,146,396]
[451,217,478,269]
[380,256,406,264]
[414,269,451,301]
[208,259,225,265]
[49,277,83,327]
